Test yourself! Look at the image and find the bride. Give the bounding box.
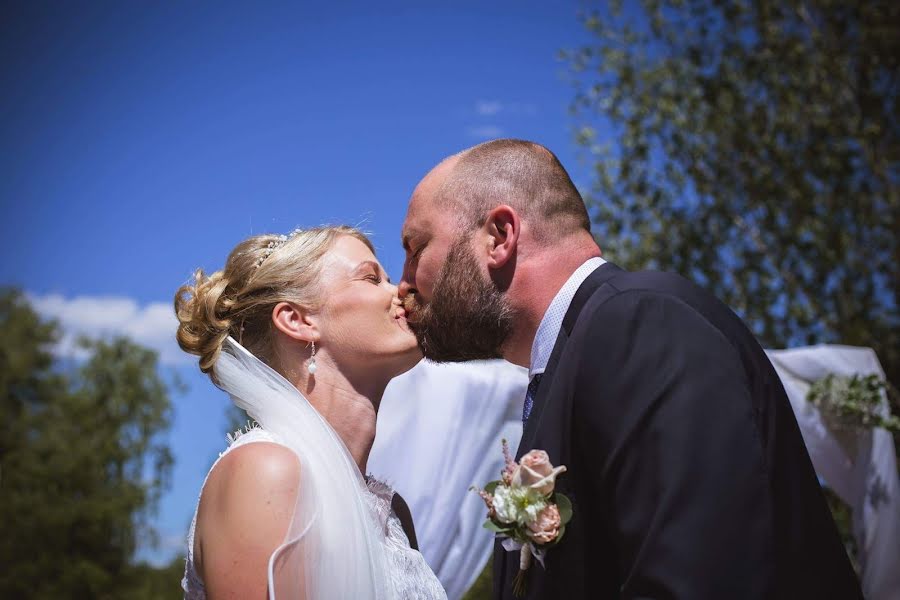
[174,225,447,599]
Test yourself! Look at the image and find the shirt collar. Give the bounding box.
[528,256,606,378]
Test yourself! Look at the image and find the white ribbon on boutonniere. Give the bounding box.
[470,440,573,597]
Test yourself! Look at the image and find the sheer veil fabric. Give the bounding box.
[213,337,395,600]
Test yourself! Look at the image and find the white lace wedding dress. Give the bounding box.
[182,427,447,600]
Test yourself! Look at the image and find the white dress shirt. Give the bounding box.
[528,256,606,378]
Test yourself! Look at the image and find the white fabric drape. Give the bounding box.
[369,359,527,600]
[369,345,899,600]
[765,345,900,600]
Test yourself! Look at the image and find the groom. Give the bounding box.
[398,139,862,599]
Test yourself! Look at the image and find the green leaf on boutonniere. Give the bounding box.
[554,524,567,546]
[483,520,513,535]
[484,480,501,495]
[555,493,573,526]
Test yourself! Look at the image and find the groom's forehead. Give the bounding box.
[401,222,430,249]
[410,156,458,204]
[403,156,460,240]
[402,193,437,237]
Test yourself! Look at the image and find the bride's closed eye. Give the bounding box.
[364,266,391,285]
[353,260,388,285]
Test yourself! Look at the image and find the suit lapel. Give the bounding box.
[516,262,623,458]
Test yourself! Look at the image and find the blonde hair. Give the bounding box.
[174,225,374,379]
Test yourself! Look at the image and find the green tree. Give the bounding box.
[564,0,899,569]
[129,554,188,600]
[0,289,176,599]
[564,0,899,391]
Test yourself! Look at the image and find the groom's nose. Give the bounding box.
[397,278,414,300]
[398,260,415,299]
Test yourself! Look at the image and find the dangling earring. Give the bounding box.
[308,341,318,375]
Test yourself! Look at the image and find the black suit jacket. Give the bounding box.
[493,263,862,599]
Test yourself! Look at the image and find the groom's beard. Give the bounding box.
[404,237,514,363]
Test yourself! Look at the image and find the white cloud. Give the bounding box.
[512,102,538,116]
[474,100,538,117]
[28,293,189,366]
[476,100,503,116]
[465,125,505,139]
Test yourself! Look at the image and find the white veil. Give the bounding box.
[213,336,395,600]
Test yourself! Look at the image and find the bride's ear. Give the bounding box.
[484,204,519,269]
[271,301,319,344]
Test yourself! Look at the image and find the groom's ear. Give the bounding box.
[484,205,519,269]
[271,301,319,344]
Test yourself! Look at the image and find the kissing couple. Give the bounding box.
[176,139,862,599]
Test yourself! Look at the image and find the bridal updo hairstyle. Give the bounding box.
[175,225,373,379]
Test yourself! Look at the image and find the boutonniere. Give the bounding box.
[471,440,573,597]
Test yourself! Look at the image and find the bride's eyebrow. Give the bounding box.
[351,260,384,277]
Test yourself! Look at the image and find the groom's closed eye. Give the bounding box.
[402,229,428,256]
[404,243,426,274]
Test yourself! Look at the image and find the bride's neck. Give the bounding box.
[290,367,385,474]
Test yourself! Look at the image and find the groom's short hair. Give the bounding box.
[438,139,591,240]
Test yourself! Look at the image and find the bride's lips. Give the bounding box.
[394,308,412,331]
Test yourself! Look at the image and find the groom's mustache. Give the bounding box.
[402,294,426,323]
[400,292,442,357]
[396,243,513,363]
[402,294,431,339]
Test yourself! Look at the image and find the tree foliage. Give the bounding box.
[0,289,177,599]
[565,0,899,392]
[129,555,188,600]
[808,373,900,434]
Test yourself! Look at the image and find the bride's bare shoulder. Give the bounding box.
[194,441,301,594]
[202,441,301,517]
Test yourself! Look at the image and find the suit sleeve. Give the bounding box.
[573,290,774,599]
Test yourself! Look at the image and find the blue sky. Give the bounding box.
[1,1,599,564]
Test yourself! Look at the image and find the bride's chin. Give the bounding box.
[395,314,416,334]
[392,345,423,377]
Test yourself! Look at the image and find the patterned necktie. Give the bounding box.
[522,373,544,424]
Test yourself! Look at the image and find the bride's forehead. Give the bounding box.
[331,235,375,256]
[325,236,379,271]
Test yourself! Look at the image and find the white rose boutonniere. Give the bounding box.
[471,440,573,597]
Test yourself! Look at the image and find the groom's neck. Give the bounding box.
[501,233,601,369]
